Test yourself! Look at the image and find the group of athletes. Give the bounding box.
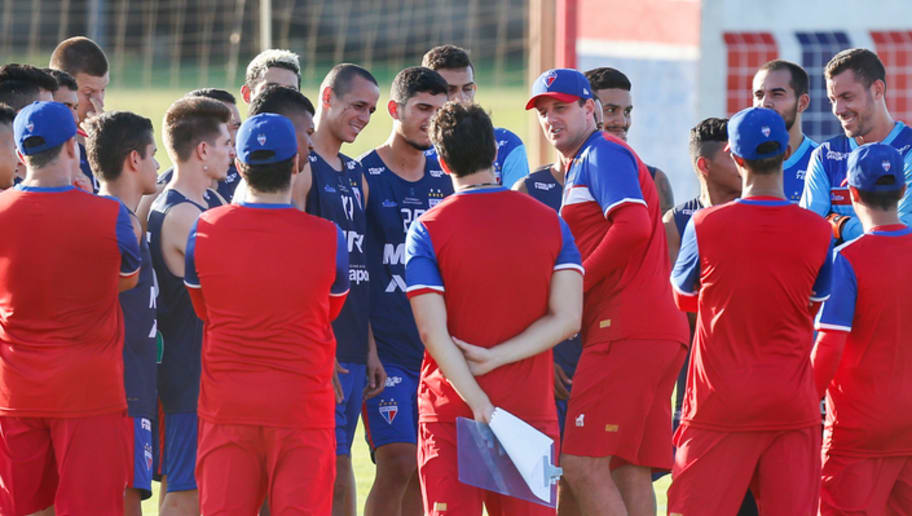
[0,32,909,516]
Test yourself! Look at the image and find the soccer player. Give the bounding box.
[185,113,350,514]
[241,48,301,103]
[0,101,140,515]
[148,97,234,516]
[45,68,80,124]
[359,66,450,516]
[308,62,381,516]
[752,59,817,202]
[405,100,583,516]
[669,107,833,515]
[49,36,111,193]
[0,103,17,190]
[527,68,688,516]
[156,88,244,201]
[801,48,912,244]
[421,44,529,187]
[86,110,161,516]
[812,143,912,514]
[584,67,675,214]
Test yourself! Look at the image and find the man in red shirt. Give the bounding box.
[669,107,833,515]
[185,113,350,513]
[813,143,912,514]
[0,101,141,514]
[405,101,583,515]
[527,68,688,515]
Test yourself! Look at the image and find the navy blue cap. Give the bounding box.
[727,107,789,160]
[846,143,904,192]
[236,113,297,165]
[526,68,594,110]
[13,101,77,156]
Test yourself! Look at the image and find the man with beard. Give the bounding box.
[801,48,912,244]
[359,66,450,516]
[752,60,817,203]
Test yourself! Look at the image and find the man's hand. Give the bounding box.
[454,338,502,376]
[471,396,495,424]
[826,213,850,243]
[73,172,93,193]
[554,363,572,401]
[332,359,349,404]
[363,344,387,400]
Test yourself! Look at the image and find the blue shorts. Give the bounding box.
[556,398,569,439]
[127,416,154,499]
[162,412,198,492]
[362,363,419,457]
[335,362,366,456]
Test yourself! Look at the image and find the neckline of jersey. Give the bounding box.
[365,149,435,185]
[736,196,790,206]
[15,184,76,193]
[455,185,507,196]
[239,202,294,209]
[310,150,350,173]
[870,224,912,236]
[782,135,814,169]
[848,121,905,150]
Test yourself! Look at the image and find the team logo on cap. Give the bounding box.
[257,133,267,146]
[545,71,557,87]
[883,160,892,172]
[25,122,33,133]
[761,126,771,137]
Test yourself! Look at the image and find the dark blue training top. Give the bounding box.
[360,149,454,371]
[78,142,99,193]
[156,165,240,205]
[148,189,216,414]
[523,164,582,378]
[306,151,370,365]
[671,196,704,237]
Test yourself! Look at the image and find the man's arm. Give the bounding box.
[499,144,530,188]
[115,201,142,291]
[670,218,700,313]
[455,269,582,376]
[290,164,312,211]
[580,203,651,292]
[160,202,202,279]
[136,183,166,233]
[811,249,856,397]
[183,219,207,322]
[511,176,529,194]
[799,146,833,218]
[662,209,681,265]
[652,167,675,215]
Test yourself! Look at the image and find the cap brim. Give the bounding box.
[525,92,581,110]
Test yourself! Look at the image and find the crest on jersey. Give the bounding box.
[545,71,557,88]
[257,133,267,146]
[883,160,892,172]
[25,122,33,133]
[379,399,399,424]
[144,442,153,471]
[761,126,771,137]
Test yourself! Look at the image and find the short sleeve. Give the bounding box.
[183,219,201,289]
[116,201,141,277]
[811,239,835,302]
[584,141,646,217]
[404,220,444,298]
[331,225,350,296]
[671,217,701,297]
[815,251,856,332]
[798,146,831,217]
[554,216,584,274]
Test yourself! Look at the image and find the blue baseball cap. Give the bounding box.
[13,101,77,155]
[846,143,904,192]
[525,68,594,110]
[726,107,789,160]
[236,113,298,165]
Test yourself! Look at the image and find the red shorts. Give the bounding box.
[820,451,912,515]
[0,412,130,515]
[196,419,335,514]
[418,421,559,516]
[668,424,820,516]
[561,338,685,469]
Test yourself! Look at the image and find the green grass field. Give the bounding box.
[107,82,672,515]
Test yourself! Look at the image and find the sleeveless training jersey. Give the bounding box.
[783,135,818,203]
[78,141,99,193]
[523,165,582,377]
[307,151,370,364]
[360,149,453,371]
[801,121,912,241]
[111,201,159,420]
[672,197,704,237]
[157,167,235,207]
[149,189,216,414]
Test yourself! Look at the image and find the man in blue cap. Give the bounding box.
[0,101,141,514]
[669,107,833,515]
[185,113,350,514]
[812,143,912,514]
[527,69,689,515]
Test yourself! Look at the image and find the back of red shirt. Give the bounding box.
[185,203,349,429]
[671,198,833,431]
[816,226,912,456]
[560,131,688,346]
[405,187,583,425]
[0,186,140,417]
